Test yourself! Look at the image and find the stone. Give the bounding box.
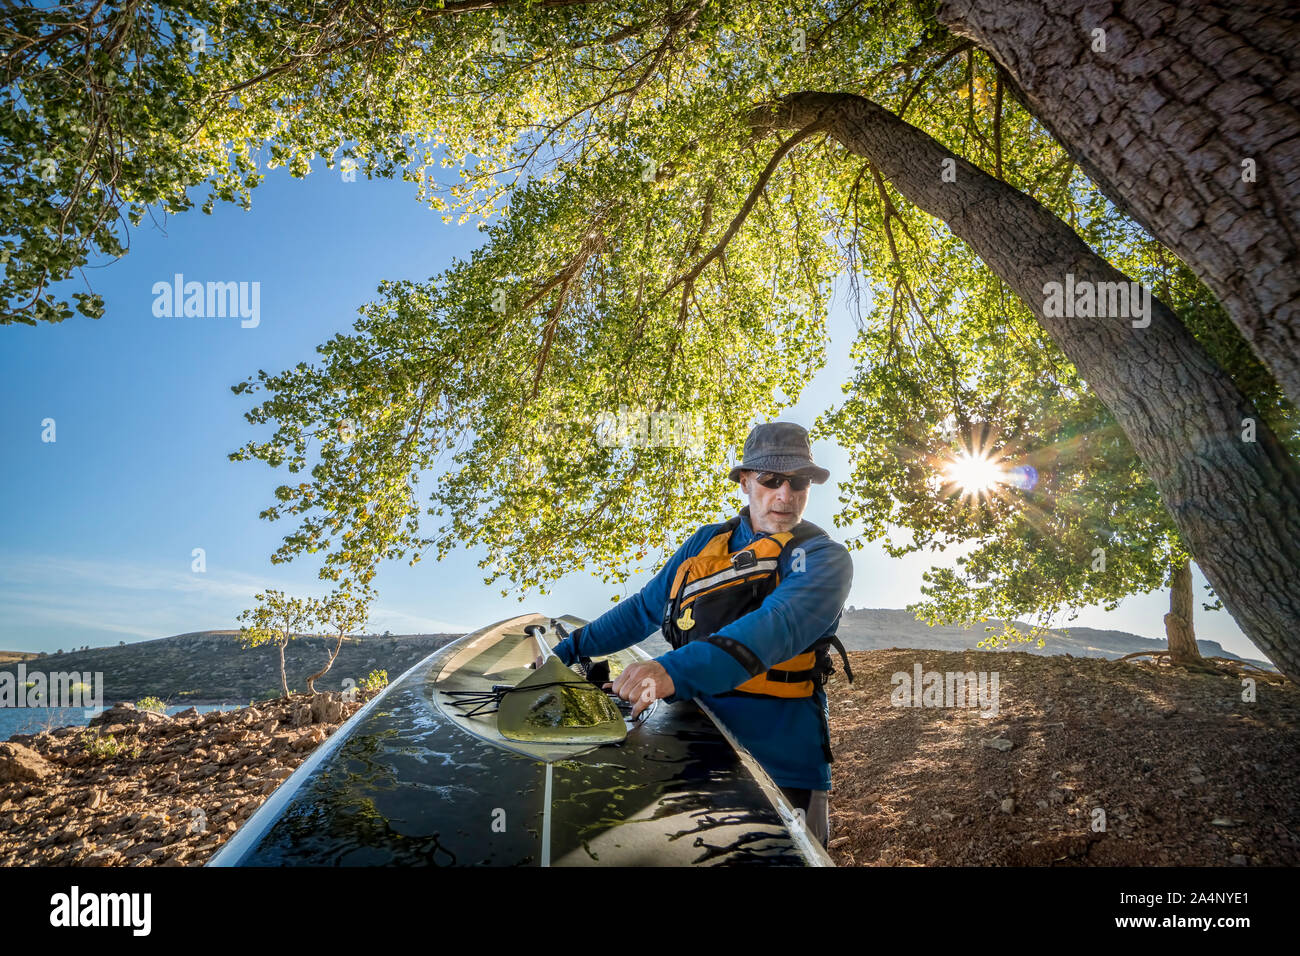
[84,848,121,867]
[0,743,55,784]
[290,700,313,728]
[89,703,171,728]
[290,727,325,752]
[310,691,343,724]
[982,737,1014,752]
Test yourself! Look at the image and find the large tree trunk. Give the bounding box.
[750,91,1300,683]
[936,0,1300,406]
[1164,558,1201,664]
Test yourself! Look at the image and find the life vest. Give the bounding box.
[660,507,854,699]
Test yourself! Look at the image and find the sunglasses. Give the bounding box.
[752,471,812,491]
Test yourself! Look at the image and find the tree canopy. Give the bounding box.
[4,1,1297,673]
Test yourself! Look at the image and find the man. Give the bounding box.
[541,421,854,849]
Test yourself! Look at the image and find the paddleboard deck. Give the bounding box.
[208,612,831,866]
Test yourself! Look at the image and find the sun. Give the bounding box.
[943,449,1006,498]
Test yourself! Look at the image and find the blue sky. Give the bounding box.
[0,158,1262,660]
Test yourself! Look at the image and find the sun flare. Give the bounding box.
[944,450,1006,497]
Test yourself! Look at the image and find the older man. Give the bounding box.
[543,421,854,848]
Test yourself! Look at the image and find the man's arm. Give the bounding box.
[654,537,854,701]
[550,523,718,665]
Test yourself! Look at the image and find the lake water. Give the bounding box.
[0,703,240,741]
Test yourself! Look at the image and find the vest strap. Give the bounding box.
[703,634,766,678]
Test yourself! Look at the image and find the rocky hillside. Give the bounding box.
[834,607,1273,669]
[0,631,460,705]
[0,608,1274,709]
[0,693,367,866]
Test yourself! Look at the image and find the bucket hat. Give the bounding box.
[727,421,830,484]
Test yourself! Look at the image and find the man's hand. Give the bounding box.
[605,661,674,719]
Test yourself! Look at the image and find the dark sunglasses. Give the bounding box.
[753,471,812,491]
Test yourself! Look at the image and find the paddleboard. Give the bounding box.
[208,612,831,866]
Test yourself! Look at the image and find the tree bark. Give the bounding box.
[305,630,346,695]
[1164,558,1201,663]
[936,0,1300,406]
[278,639,290,698]
[750,91,1300,683]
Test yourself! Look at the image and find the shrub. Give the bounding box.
[80,728,116,757]
[359,669,388,694]
[80,728,142,759]
[136,696,167,713]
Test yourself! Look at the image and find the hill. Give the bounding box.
[833,608,1274,670]
[0,607,1274,706]
[0,631,459,705]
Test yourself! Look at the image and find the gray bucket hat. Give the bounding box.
[727,421,830,484]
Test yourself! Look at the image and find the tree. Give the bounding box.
[935,0,1300,406]
[757,91,1300,680]
[237,589,315,698]
[306,584,372,694]
[5,2,1298,677]
[824,228,1299,664]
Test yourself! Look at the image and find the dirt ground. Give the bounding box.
[0,694,361,866]
[2,651,1296,866]
[823,649,1299,865]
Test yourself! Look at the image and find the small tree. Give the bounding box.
[237,590,315,699]
[306,584,373,695]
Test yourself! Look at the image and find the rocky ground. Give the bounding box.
[824,650,1300,866]
[1,649,1296,867]
[0,693,368,866]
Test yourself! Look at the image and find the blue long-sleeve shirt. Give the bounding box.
[551,508,854,790]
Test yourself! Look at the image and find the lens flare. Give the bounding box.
[943,449,1006,498]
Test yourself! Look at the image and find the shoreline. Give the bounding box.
[0,692,368,866]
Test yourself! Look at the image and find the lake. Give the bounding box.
[1,703,241,741]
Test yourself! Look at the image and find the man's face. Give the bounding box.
[739,470,810,534]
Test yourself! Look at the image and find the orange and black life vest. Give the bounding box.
[660,507,853,699]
